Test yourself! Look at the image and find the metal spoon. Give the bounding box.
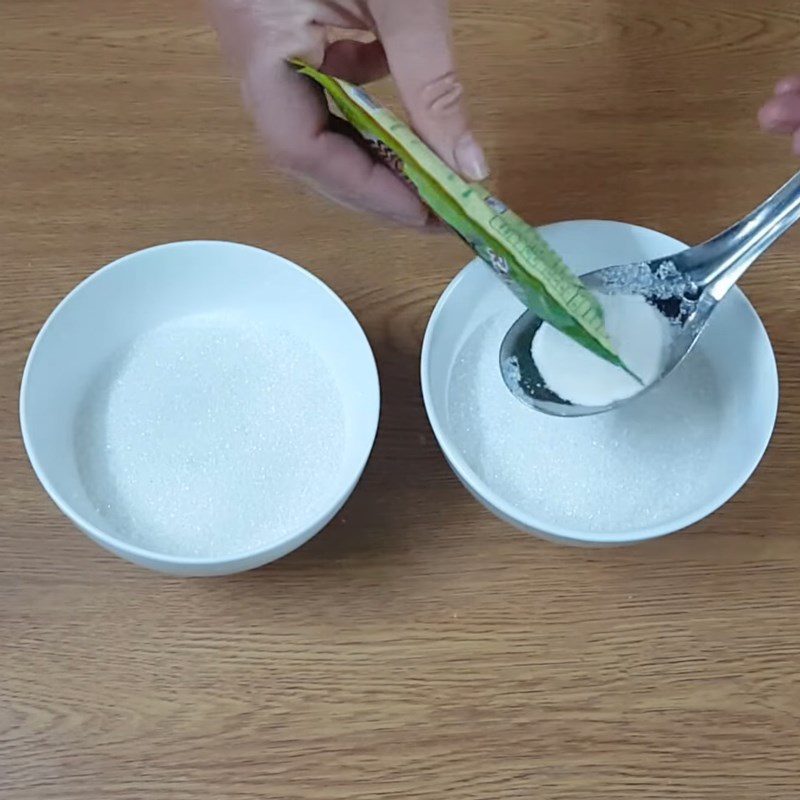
[499,169,800,417]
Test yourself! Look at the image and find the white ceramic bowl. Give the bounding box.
[422,220,779,546]
[21,241,380,575]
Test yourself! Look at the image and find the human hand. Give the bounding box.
[759,75,800,153]
[207,0,488,226]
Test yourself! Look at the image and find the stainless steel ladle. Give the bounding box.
[500,169,800,417]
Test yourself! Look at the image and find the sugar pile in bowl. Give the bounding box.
[447,308,723,535]
[75,312,345,557]
[531,293,669,406]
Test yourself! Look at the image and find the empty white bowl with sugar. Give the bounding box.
[422,220,779,546]
[21,241,379,575]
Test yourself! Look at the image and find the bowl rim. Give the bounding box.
[420,219,780,545]
[20,239,381,567]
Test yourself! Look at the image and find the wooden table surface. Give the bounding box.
[3,1,800,798]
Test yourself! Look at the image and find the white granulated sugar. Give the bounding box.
[448,312,722,534]
[532,293,669,407]
[76,313,345,557]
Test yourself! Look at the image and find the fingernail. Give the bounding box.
[758,100,791,133]
[776,76,800,96]
[454,134,489,182]
[758,103,774,130]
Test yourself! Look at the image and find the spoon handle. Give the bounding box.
[687,169,800,299]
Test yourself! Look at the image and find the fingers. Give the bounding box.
[245,57,430,225]
[207,1,430,225]
[759,76,800,154]
[321,39,390,84]
[370,0,488,182]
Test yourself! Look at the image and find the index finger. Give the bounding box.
[371,0,488,181]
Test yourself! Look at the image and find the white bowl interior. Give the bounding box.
[422,220,779,544]
[21,241,379,571]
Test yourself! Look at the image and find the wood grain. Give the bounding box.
[2,1,800,798]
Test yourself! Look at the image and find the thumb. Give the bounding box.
[370,0,488,181]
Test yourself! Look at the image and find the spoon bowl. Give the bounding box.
[501,169,800,416]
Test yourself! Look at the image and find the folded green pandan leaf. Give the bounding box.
[291,60,631,373]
